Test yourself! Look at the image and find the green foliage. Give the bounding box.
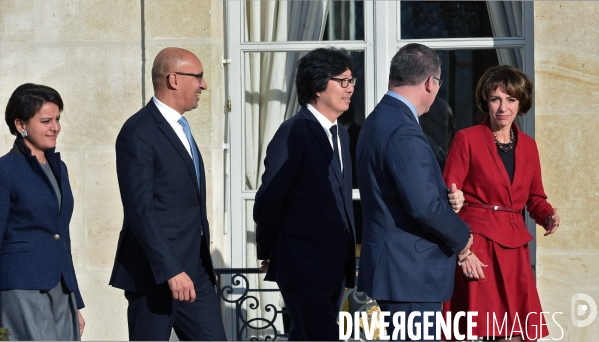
[0,327,10,341]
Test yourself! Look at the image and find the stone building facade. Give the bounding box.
[0,1,597,340]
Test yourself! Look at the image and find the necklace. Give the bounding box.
[493,128,516,153]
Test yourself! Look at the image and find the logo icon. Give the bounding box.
[571,293,597,328]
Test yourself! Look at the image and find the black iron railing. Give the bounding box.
[215,268,380,341]
[215,268,288,341]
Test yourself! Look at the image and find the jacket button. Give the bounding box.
[344,226,349,232]
[54,234,60,241]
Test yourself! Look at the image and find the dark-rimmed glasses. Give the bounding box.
[330,77,357,88]
[431,76,443,87]
[174,72,204,82]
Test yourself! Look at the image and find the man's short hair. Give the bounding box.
[296,47,354,106]
[389,43,441,87]
[475,65,533,116]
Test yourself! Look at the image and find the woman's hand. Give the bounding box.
[544,208,560,236]
[458,250,488,280]
[78,310,85,337]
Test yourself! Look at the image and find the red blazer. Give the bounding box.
[443,117,553,247]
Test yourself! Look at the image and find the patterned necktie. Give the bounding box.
[178,116,201,191]
[330,125,342,175]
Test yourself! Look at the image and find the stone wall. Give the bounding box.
[534,2,599,340]
[0,1,225,340]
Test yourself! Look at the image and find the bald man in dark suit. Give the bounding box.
[109,47,226,341]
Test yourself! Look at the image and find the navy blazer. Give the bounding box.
[254,107,356,289]
[0,139,84,308]
[109,100,216,294]
[356,95,470,302]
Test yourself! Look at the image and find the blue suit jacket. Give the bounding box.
[356,95,470,302]
[254,107,356,289]
[109,100,216,293]
[0,139,84,308]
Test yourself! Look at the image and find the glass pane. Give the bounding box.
[244,51,365,190]
[400,1,522,39]
[419,48,523,171]
[245,0,364,42]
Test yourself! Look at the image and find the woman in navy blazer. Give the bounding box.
[0,84,85,340]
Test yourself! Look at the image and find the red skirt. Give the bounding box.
[443,234,549,340]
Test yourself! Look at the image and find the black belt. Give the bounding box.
[463,203,522,213]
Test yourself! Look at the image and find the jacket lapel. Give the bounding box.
[339,125,353,214]
[193,139,206,200]
[12,139,63,211]
[339,126,351,183]
[510,123,525,194]
[46,150,63,210]
[479,117,513,203]
[147,101,201,195]
[299,108,345,190]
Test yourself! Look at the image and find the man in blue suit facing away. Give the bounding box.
[254,47,356,341]
[356,43,472,340]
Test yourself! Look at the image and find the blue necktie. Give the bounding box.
[178,116,201,191]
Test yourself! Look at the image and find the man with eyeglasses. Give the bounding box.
[109,47,226,341]
[356,43,472,340]
[254,47,357,341]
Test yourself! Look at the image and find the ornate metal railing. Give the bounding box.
[215,268,288,341]
[215,268,380,341]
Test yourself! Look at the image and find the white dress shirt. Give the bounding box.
[306,104,343,172]
[152,96,192,157]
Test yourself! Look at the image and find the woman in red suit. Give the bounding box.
[442,65,560,341]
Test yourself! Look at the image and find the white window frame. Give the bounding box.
[223,0,536,274]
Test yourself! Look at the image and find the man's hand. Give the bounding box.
[259,260,269,272]
[447,183,465,213]
[78,310,85,337]
[167,272,196,302]
[459,232,473,255]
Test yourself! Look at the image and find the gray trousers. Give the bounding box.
[0,279,80,341]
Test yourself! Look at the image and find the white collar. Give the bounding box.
[153,96,185,124]
[306,103,338,129]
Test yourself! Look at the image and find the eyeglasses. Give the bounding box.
[174,71,204,82]
[431,76,443,87]
[330,77,357,88]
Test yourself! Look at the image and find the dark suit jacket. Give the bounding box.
[443,117,553,248]
[0,138,84,308]
[254,107,356,289]
[109,100,216,294]
[356,95,470,302]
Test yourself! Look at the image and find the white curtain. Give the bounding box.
[487,1,525,127]
[326,0,357,40]
[244,0,329,338]
[245,0,329,191]
[487,1,523,69]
